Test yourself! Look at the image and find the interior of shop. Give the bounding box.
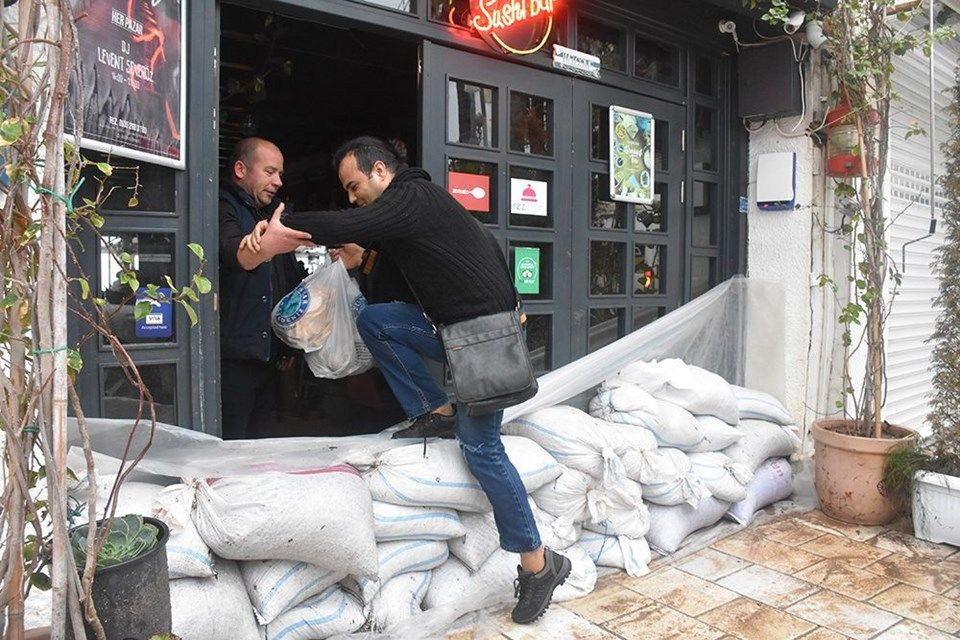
[219,4,420,436]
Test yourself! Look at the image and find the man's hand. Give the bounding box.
[239,220,269,254]
[329,243,365,270]
[258,203,315,256]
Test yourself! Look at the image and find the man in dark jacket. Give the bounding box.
[250,136,570,624]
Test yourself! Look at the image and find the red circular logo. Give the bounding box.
[469,0,556,56]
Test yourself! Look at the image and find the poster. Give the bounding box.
[610,105,654,204]
[134,286,173,339]
[448,172,491,212]
[67,0,186,169]
[514,247,540,295]
[510,179,548,217]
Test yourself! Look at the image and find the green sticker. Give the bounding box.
[514,247,540,295]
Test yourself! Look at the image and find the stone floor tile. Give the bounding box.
[785,590,901,640]
[869,583,960,634]
[561,581,651,625]
[872,619,958,640]
[799,628,851,639]
[799,533,891,568]
[869,529,957,561]
[499,606,620,640]
[946,586,960,601]
[865,552,960,594]
[795,510,888,542]
[712,533,822,574]
[673,548,751,581]
[716,564,820,608]
[604,599,725,640]
[752,518,826,547]
[793,559,898,601]
[621,567,739,616]
[698,596,816,640]
[444,628,510,640]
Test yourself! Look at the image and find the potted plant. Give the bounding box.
[70,514,172,639]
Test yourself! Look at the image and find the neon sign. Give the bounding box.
[469,0,556,56]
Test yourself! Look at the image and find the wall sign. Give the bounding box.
[135,287,173,339]
[470,0,556,56]
[552,44,601,79]
[448,171,491,212]
[610,105,654,205]
[67,0,186,169]
[510,178,548,217]
[514,247,540,295]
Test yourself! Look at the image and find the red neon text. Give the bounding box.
[471,0,555,33]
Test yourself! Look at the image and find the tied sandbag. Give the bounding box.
[574,532,651,577]
[353,539,449,604]
[631,448,710,508]
[532,467,649,539]
[689,416,744,452]
[725,458,794,525]
[372,502,466,542]
[722,420,801,472]
[612,359,740,425]
[645,497,731,555]
[364,437,561,512]
[240,560,345,625]
[370,571,432,632]
[170,559,261,640]
[266,586,365,640]
[731,385,794,425]
[192,466,378,577]
[588,385,661,431]
[687,452,754,503]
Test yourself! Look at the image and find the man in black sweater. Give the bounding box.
[251,136,570,624]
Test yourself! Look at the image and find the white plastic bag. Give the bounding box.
[372,501,466,542]
[731,385,794,425]
[574,532,651,577]
[240,560,345,625]
[645,496,730,555]
[266,586,365,640]
[170,560,261,640]
[370,571,432,631]
[725,457,794,525]
[687,452,754,503]
[722,420,801,472]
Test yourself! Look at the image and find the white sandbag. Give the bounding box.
[364,437,561,512]
[613,359,740,425]
[686,416,744,452]
[552,543,598,602]
[266,586,365,640]
[372,502,466,542]
[587,385,661,431]
[241,560,345,625]
[531,500,581,551]
[448,511,500,571]
[574,532,651,577]
[635,448,710,507]
[355,539,449,603]
[531,467,648,539]
[722,420,801,472]
[645,497,731,555]
[687,452,754,503]
[192,465,378,577]
[726,458,794,525]
[170,560,261,640]
[731,385,794,425]
[370,571,432,632]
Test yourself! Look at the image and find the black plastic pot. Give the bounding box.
[71,516,172,640]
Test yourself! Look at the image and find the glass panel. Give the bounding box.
[99,232,176,345]
[510,92,554,156]
[654,120,668,173]
[509,167,553,228]
[589,308,625,353]
[447,158,498,225]
[102,363,177,424]
[695,55,716,95]
[355,0,414,10]
[634,36,679,85]
[692,256,717,298]
[591,173,627,229]
[634,243,665,295]
[635,182,666,233]
[448,79,498,148]
[577,17,625,71]
[693,181,718,247]
[77,151,176,213]
[590,241,626,296]
[591,104,609,161]
[694,105,716,171]
[509,241,553,301]
[634,306,665,331]
[525,315,552,371]
[431,0,470,26]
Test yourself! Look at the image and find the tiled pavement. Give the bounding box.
[448,510,960,640]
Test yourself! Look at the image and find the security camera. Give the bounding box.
[783,10,806,34]
[718,19,737,35]
[805,20,827,49]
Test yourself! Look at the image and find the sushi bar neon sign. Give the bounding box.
[470,0,556,56]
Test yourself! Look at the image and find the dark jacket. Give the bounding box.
[357,243,416,305]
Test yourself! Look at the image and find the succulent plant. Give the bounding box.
[71,514,159,570]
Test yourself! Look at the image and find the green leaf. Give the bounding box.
[90,212,105,229]
[187,243,205,261]
[179,300,198,326]
[0,293,18,309]
[93,297,106,307]
[73,277,90,300]
[135,300,154,320]
[193,275,212,295]
[834,183,857,199]
[29,572,51,591]
[67,349,83,377]
[181,286,199,303]
[128,195,139,208]
[146,283,161,297]
[95,162,113,177]
[118,252,133,265]
[0,117,27,144]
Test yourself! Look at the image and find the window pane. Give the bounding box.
[654,119,668,173]
[78,151,176,213]
[103,363,177,424]
[694,105,716,171]
[448,79,498,147]
[634,36,679,85]
[525,314,552,371]
[577,17,625,71]
[590,241,626,296]
[634,306,665,331]
[99,232,176,345]
[692,256,717,298]
[591,173,627,229]
[693,181,718,247]
[354,0,414,10]
[695,55,716,95]
[634,244,665,295]
[589,308,625,353]
[591,104,609,161]
[510,241,552,301]
[510,92,553,156]
[510,166,553,228]
[431,0,470,26]
[447,158,497,225]
[635,182,666,233]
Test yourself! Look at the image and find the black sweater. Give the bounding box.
[283,168,517,325]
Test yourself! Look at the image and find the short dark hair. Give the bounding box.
[228,137,274,171]
[332,136,407,175]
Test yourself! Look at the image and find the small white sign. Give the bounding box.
[510,179,549,217]
[552,44,601,79]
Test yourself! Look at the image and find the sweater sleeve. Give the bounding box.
[281,187,421,245]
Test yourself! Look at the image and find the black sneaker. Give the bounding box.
[511,548,571,624]
[391,411,457,440]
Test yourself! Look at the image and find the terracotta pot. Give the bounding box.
[812,419,917,525]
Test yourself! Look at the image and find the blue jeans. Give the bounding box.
[356,302,542,553]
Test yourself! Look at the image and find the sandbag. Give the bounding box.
[372,502,466,542]
[722,420,801,472]
[612,359,740,424]
[574,532,651,577]
[364,437,561,512]
[370,571,432,632]
[687,416,743,452]
[731,385,794,425]
[266,586,365,640]
[726,458,794,525]
[587,385,661,431]
[192,466,378,577]
[634,448,709,507]
[354,539,449,603]
[240,560,345,625]
[687,452,754,503]
[531,467,648,539]
[170,560,260,640]
[645,497,731,555]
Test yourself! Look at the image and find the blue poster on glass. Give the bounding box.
[135,286,173,339]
